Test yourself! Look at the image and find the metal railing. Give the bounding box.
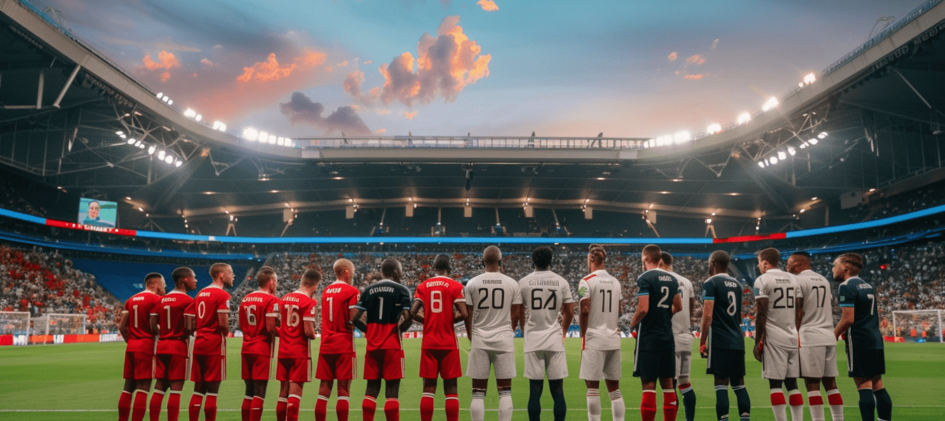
[295,135,651,150]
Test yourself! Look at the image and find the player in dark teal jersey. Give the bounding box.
[699,251,750,421]
[833,253,892,421]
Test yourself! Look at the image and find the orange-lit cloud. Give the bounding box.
[237,50,325,83]
[344,70,365,97]
[668,52,678,61]
[375,128,387,134]
[404,110,418,120]
[686,54,705,65]
[141,51,180,82]
[363,60,372,65]
[477,0,499,11]
[684,74,704,80]
[375,109,391,115]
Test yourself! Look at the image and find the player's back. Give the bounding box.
[239,291,280,357]
[357,280,412,351]
[702,274,744,350]
[415,276,465,350]
[635,269,679,351]
[124,290,162,353]
[156,291,194,356]
[193,285,231,355]
[465,271,522,351]
[754,269,799,349]
[795,269,835,347]
[670,271,694,350]
[838,277,883,349]
[579,270,621,350]
[319,281,360,354]
[278,291,317,359]
[519,270,573,353]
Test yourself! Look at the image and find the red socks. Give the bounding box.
[241,396,252,421]
[641,390,657,421]
[828,390,844,406]
[663,391,678,421]
[250,396,264,421]
[809,393,824,406]
[276,398,288,421]
[445,394,459,421]
[167,392,181,421]
[420,393,435,421]
[287,394,301,421]
[149,390,165,421]
[337,396,350,421]
[771,390,787,406]
[118,391,132,421]
[384,398,400,421]
[188,393,203,421]
[204,393,218,421]
[132,390,148,421]
[363,396,377,421]
[789,390,804,406]
[316,395,329,421]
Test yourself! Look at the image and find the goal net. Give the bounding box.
[0,311,31,336]
[33,313,88,336]
[892,310,943,343]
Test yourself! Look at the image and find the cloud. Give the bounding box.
[375,109,391,115]
[343,70,364,97]
[237,51,325,83]
[280,92,372,135]
[477,0,499,11]
[684,74,705,80]
[710,39,719,50]
[375,128,387,134]
[363,60,372,65]
[200,58,216,66]
[348,16,491,107]
[404,110,418,120]
[686,54,705,65]
[667,52,678,61]
[141,51,180,82]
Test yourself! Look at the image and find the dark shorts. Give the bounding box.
[846,346,885,379]
[706,348,746,379]
[633,347,675,379]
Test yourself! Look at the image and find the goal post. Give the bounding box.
[0,311,31,336]
[44,313,87,335]
[892,310,943,343]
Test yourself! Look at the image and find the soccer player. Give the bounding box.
[353,258,414,421]
[630,244,682,421]
[660,252,697,421]
[238,267,280,421]
[410,254,468,421]
[832,253,892,421]
[699,251,751,421]
[464,246,522,421]
[275,268,320,421]
[788,251,844,421]
[753,248,803,421]
[578,244,624,421]
[117,272,165,421]
[517,246,575,421]
[188,263,234,421]
[149,267,197,421]
[316,259,362,421]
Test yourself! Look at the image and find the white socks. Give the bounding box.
[586,389,602,421]
[827,389,844,421]
[470,390,485,421]
[498,390,513,421]
[808,390,825,421]
[610,390,625,421]
[771,388,788,421]
[789,389,804,421]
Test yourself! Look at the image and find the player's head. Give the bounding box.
[708,250,730,276]
[786,251,812,275]
[641,244,661,269]
[587,244,607,271]
[832,253,863,282]
[381,258,403,283]
[87,201,100,219]
[433,254,451,275]
[209,263,234,287]
[144,272,166,295]
[532,246,553,271]
[659,251,673,271]
[756,247,780,274]
[301,267,323,290]
[333,259,355,284]
[171,266,197,291]
[482,245,502,270]
[256,266,278,293]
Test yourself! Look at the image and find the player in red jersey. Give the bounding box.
[187,263,233,421]
[409,254,468,421]
[117,272,166,421]
[238,267,280,421]
[147,267,197,421]
[315,259,361,421]
[276,268,320,421]
[353,258,414,421]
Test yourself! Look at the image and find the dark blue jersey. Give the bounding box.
[838,277,883,349]
[635,269,679,351]
[356,280,412,351]
[702,274,744,350]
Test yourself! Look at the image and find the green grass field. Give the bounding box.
[1,338,943,420]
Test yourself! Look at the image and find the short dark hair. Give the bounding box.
[433,254,451,274]
[791,251,811,258]
[588,244,607,264]
[381,258,401,278]
[532,246,553,270]
[642,244,661,264]
[837,253,864,273]
[256,266,276,288]
[171,267,193,286]
[757,248,781,266]
[709,250,730,271]
[660,252,673,266]
[301,267,322,287]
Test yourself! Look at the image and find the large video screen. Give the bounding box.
[77,198,117,228]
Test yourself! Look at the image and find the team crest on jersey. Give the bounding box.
[840,295,846,302]
[753,287,760,296]
[578,286,588,297]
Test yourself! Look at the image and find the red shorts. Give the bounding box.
[123,351,154,380]
[191,354,226,383]
[363,349,405,381]
[419,348,462,380]
[316,352,357,381]
[276,358,312,383]
[242,354,272,381]
[155,354,188,381]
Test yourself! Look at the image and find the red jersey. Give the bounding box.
[356,280,412,351]
[155,291,194,356]
[277,291,317,360]
[414,277,465,350]
[319,282,360,354]
[193,285,231,356]
[123,290,162,354]
[239,291,280,357]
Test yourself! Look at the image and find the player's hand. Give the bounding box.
[753,341,764,362]
[699,343,708,359]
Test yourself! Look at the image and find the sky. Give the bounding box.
[35,0,925,139]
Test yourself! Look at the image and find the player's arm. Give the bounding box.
[216,311,229,335]
[671,292,682,315]
[753,297,768,362]
[834,291,856,340]
[630,294,649,328]
[303,319,317,339]
[398,309,413,333]
[688,296,695,319]
[352,309,368,333]
[464,305,474,343]
[410,300,424,324]
[453,301,468,323]
[149,313,159,336]
[578,296,590,340]
[560,301,576,338]
[795,296,805,332]
[118,311,130,343]
[699,299,714,358]
[510,304,522,331]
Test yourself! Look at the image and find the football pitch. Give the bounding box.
[1,339,943,420]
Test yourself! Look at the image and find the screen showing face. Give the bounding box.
[78,198,117,228]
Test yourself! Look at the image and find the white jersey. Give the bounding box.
[795,269,836,347]
[754,268,801,349]
[670,271,694,351]
[465,271,523,352]
[519,270,575,353]
[577,270,621,351]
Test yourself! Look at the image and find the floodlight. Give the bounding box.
[258,131,269,143]
[788,147,796,156]
[674,131,692,144]
[803,73,816,84]
[167,100,173,105]
[213,121,227,131]
[758,161,766,168]
[127,138,136,145]
[809,138,818,145]
[818,131,828,139]
[147,146,156,155]
[138,143,145,149]
[656,135,672,146]
[267,134,277,144]
[285,138,294,147]
[769,156,779,165]
[737,112,751,124]
[155,92,163,98]
[705,218,712,224]
[157,150,166,160]
[134,140,142,147]
[162,95,169,102]
[707,123,722,134]
[184,108,196,118]
[164,155,174,164]
[116,131,124,136]
[175,160,182,167]
[242,127,260,141]
[195,115,202,122]
[777,151,786,160]
[762,97,779,111]
[277,137,285,146]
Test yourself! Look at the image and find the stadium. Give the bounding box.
[1,0,944,420]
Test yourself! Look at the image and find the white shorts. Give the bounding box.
[675,350,692,380]
[465,349,516,380]
[579,349,621,381]
[799,345,839,379]
[762,344,800,380]
[524,351,568,380]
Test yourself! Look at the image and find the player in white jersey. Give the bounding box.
[753,248,804,421]
[787,251,844,421]
[517,246,575,421]
[464,245,523,421]
[660,252,697,421]
[578,244,625,421]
